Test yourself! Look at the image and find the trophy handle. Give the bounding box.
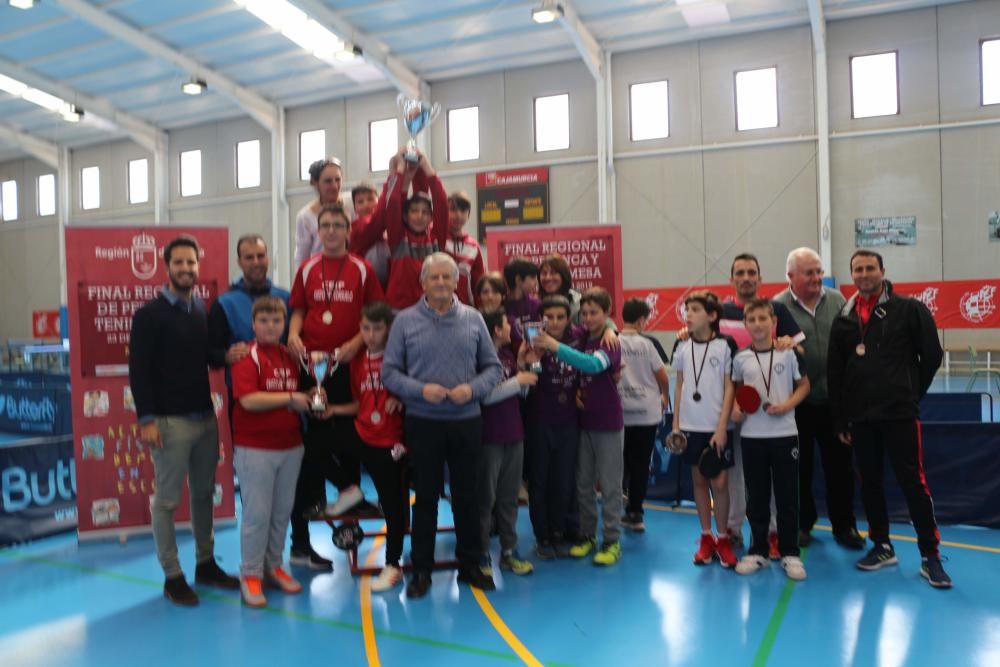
[428,102,441,123]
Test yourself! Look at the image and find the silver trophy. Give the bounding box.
[306,350,340,411]
[397,93,440,163]
[666,431,688,455]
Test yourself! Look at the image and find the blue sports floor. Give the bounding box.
[1,375,998,667]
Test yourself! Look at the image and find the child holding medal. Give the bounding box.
[730,299,811,580]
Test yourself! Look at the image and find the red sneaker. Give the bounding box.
[768,532,780,561]
[693,533,717,565]
[716,535,738,568]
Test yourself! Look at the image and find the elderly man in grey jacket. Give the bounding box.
[382,252,502,599]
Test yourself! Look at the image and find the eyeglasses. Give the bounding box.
[319,222,349,231]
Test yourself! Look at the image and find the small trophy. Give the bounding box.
[666,431,688,455]
[397,93,440,163]
[306,350,340,411]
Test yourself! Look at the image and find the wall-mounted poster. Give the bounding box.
[988,211,1000,242]
[854,216,917,247]
[476,167,549,241]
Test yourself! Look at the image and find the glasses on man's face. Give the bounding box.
[319,222,349,231]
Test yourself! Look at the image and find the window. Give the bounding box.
[37,173,55,216]
[851,52,899,118]
[128,158,149,204]
[982,39,1000,106]
[236,139,261,189]
[1,180,17,221]
[81,166,100,210]
[299,129,325,180]
[534,93,569,152]
[369,118,397,173]
[180,149,202,197]
[629,80,670,141]
[448,106,480,162]
[735,67,778,131]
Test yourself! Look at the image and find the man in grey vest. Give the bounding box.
[774,247,864,549]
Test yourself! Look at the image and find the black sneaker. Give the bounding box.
[621,512,646,533]
[856,543,898,571]
[352,499,384,519]
[406,571,432,599]
[289,545,333,571]
[457,565,496,591]
[302,502,327,521]
[834,527,866,550]
[194,559,240,589]
[920,556,953,589]
[163,574,199,606]
[798,530,813,547]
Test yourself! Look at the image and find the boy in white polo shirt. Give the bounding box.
[731,299,811,580]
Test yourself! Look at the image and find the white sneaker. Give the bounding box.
[326,485,364,517]
[782,556,807,581]
[371,565,402,592]
[735,554,769,576]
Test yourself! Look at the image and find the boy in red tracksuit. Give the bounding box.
[349,301,408,592]
[376,149,449,311]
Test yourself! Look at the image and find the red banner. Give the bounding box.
[485,224,624,318]
[65,226,235,537]
[31,310,60,338]
[840,279,1000,329]
[626,278,1000,332]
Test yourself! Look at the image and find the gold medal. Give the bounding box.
[322,310,333,325]
[855,343,866,357]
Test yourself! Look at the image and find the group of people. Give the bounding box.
[127,148,952,610]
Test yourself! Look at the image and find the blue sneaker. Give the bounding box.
[920,556,952,589]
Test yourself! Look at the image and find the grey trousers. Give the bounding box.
[150,414,219,578]
[479,440,524,554]
[576,429,624,544]
[234,445,305,577]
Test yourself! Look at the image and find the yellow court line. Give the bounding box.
[642,502,1000,554]
[360,528,387,667]
[471,587,544,667]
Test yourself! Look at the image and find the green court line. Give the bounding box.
[750,546,809,667]
[0,549,574,667]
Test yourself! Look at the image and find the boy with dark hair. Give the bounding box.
[350,300,409,592]
[349,181,391,289]
[478,308,537,577]
[671,290,739,568]
[446,191,485,307]
[503,257,541,345]
[731,299,811,581]
[618,298,670,532]
[533,287,625,566]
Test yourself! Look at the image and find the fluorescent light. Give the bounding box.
[234,0,350,66]
[62,105,84,123]
[532,5,562,24]
[9,0,37,9]
[182,78,206,95]
[0,73,28,96]
[23,87,67,112]
[335,44,361,62]
[676,0,730,28]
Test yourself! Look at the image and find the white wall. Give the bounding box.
[1,0,999,350]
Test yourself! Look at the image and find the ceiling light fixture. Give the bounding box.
[182,78,207,95]
[335,44,362,62]
[531,1,563,24]
[62,105,84,123]
[9,0,38,10]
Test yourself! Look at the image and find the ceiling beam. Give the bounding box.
[293,0,422,100]
[0,122,59,168]
[0,56,165,153]
[53,0,280,130]
[555,0,603,81]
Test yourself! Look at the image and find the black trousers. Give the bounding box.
[359,444,408,567]
[526,421,579,542]
[795,402,858,534]
[622,424,658,515]
[290,366,361,549]
[742,435,800,558]
[852,419,940,557]
[406,415,483,572]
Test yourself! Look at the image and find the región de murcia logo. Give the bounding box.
[130,233,157,280]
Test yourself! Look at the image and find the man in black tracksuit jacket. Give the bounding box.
[827,249,951,588]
